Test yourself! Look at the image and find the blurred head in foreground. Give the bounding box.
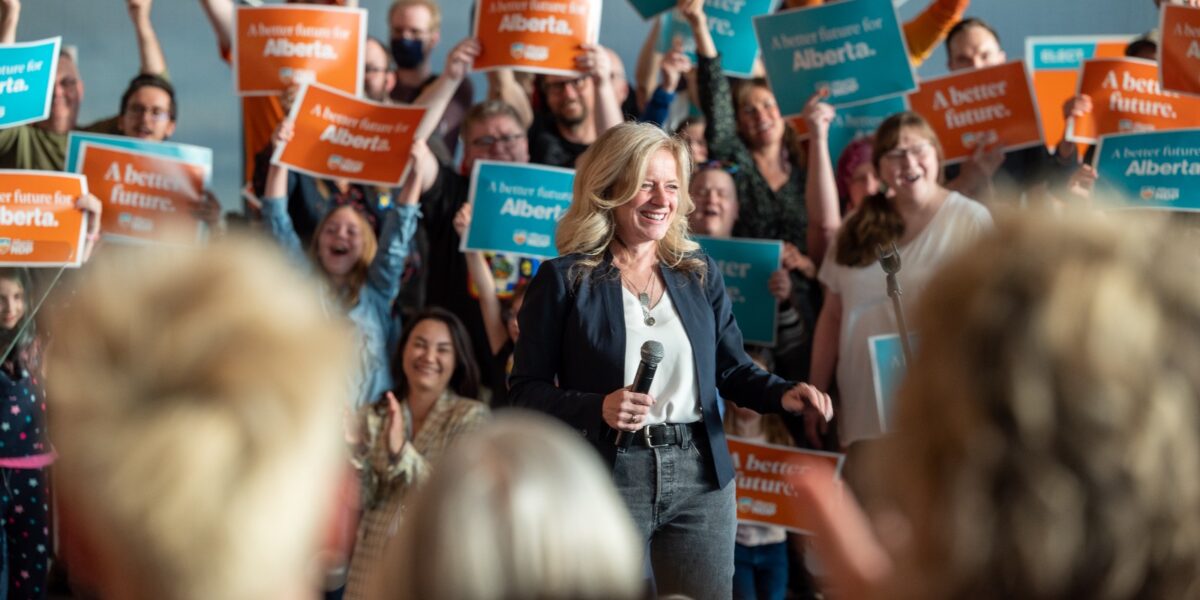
[881,211,1200,598]
[48,235,354,600]
[371,412,643,600]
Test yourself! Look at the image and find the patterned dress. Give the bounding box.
[343,391,489,599]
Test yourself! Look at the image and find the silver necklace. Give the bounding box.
[621,270,657,326]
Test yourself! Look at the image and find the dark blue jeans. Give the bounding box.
[733,541,789,600]
[613,437,736,600]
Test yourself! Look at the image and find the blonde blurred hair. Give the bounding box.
[880,211,1200,599]
[48,235,354,600]
[556,122,704,281]
[371,412,643,600]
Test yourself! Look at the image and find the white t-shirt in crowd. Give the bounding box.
[818,192,992,446]
[622,286,702,425]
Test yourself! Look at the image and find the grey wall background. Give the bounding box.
[14,0,1161,210]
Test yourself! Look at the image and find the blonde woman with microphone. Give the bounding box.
[509,122,832,599]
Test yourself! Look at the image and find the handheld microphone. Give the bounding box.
[615,340,664,451]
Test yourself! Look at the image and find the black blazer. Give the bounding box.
[509,251,795,488]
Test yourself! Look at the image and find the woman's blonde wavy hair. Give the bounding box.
[556,122,705,282]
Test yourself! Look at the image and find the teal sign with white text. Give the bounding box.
[696,235,781,346]
[868,333,917,433]
[656,0,780,78]
[628,0,675,20]
[754,0,915,115]
[0,38,61,128]
[463,160,574,259]
[1094,128,1200,212]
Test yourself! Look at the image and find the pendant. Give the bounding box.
[644,316,656,326]
[638,292,650,307]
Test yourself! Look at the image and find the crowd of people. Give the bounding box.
[2,0,1200,598]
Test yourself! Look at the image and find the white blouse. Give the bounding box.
[621,286,702,425]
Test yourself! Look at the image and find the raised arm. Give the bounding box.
[197,0,233,58]
[365,146,423,303]
[261,120,305,263]
[413,38,479,144]
[579,44,623,137]
[129,0,166,76]
[683,0,740,162]
[487,69,534,129]
[802,90,841,265]
[1,0,18,44]
[902,0,971,66]
[634,16,664,112]
[452,203,509,355]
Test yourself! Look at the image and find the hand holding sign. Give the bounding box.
[802,89,836,141]
[445,38,481,82]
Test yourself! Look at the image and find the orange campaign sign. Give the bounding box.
[273,83,426,187]
[473,0,601,75]
[1068,58,1200,144]
[727,436,844,534]
[1025,35,1131,152]
[77,144,207,243]
[0,170,88,267]
[1159,4,1200,96]
[908,61,1044,164]
[234,5,366,97]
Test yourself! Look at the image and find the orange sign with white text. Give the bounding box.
[1026,36,1131,153]
[1160,5,1200,96]
[1068,58,1200,144]
[273,83,426,186]
[727,436,844,534]
[78,144,206,243]
[234,5,366,97]
[908,61,1044,164]
[473,0,600,75]
[0,170,88,267]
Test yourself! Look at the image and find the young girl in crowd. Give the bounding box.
[0,269,51,599]
[724,352,801,600]
[452,202,526,407]
[344,308,490,600]
[262,121,422,409]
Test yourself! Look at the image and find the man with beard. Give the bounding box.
[515,45,624,168]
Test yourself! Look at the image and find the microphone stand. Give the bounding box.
[878,242,914,365]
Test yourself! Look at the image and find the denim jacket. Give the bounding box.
[263,196,420,407]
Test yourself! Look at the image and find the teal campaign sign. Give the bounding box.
[754,0,916,115]
[66,132,213,186]
[824,95,907,164]
[0,38,61,128]
[868,333,916,433]
[463,160,574,259]
[628,0,675,20]
[695,236,781,346]
[1094,128,1200,212]
[655,0,780,78]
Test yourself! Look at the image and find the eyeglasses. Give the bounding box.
[880,143,933,162]
[543,77,588,95]
[470,133,525,148]
[124,104,172,122]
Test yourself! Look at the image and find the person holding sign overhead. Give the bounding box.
[262,121,423,411]
[510,122,832,600]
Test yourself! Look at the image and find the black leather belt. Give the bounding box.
[633,422,703,448]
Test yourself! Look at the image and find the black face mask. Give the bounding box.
[390,37,425,69]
